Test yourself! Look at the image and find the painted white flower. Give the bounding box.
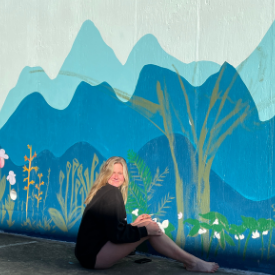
[198,228,207,234]
[213,219,219,225]
[252,230,260,239]
[10,189,17,201]
[157,220,169,233]
[7,171,16,185]
[152,218,157,222]
[235,234,245,240]
[132,209,139,216]
[214,232,220,239]
[178,212,183,219]
[0,149,9,159]
[263,230,268,235]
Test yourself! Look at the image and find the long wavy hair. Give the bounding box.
[84,156,129,205]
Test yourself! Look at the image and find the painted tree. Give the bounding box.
[173,65,250,250]
[173,66,249,212]
[125,65,250,248]
[126,81,186,246]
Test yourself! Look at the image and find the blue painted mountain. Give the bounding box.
[237,20,275,121]
[0,81,161,166]
[131,62,274,201]
[0,20,220,129]
[0,62,275,201]
[138,134,275,223]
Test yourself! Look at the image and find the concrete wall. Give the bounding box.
[0,1,274,273]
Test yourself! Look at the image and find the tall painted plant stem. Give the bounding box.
[243,231,252,260]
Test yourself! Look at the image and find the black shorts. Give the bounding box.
[75,239,108,269]
[76,254,97,269]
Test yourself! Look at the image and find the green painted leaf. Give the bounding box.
[200,212,229,229]
[199,212,216,221]
[219,231,226,249]
[48,208,68,232]
[224,233,236,247]
[229,224,246,235]
[200,222,212,230]
[165,222,176,240]
[0,176,6,202]
[215,213,229,227]
[184,218,199,226]
[241,216,257,230]
[257,218,272,231]
[189,224,200,237]
[212,224,223,232]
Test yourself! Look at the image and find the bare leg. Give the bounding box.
[95,220,218,272]
[94,220,152,269]
[148,233,219,273]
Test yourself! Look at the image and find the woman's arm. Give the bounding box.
[131,214,152,226]
[101,189,148,243]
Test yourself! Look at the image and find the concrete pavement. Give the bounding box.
[0,232,271,275]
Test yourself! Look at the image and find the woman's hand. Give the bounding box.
[131,214,152,226]
[145,221,163,236]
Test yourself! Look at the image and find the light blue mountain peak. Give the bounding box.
[237,20,275,121]
[0,19,220,129]
[125,33,220,88]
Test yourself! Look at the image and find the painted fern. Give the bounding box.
[126,150,173,220]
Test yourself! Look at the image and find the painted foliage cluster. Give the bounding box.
[0,14,275,274]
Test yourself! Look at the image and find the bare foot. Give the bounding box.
[185,258,219,273]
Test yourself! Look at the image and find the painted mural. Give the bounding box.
[0,2,275,274]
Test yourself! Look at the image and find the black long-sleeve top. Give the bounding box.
[75,184,148,268]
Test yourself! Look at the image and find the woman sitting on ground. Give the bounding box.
[75,156,219,272]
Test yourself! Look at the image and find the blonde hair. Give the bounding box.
[84,156,129,205]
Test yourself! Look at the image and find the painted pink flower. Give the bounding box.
[0,149,9,168]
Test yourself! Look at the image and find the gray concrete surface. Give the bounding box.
[0,232,270,275]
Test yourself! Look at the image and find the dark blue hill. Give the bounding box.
[0,62,275,200]
[130,62,275,201]
[0,82,161,167]
[137,134,275,224]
